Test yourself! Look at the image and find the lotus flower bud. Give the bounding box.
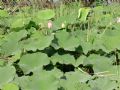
[117,17,120,23]
[61,23,65,28]
[48,20,52,29]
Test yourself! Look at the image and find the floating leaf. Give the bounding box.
[102,30,120,51]
[51,53,76,65]
[53,14,77,30]
[55,30,80,51]
[0,30,28,56]
[35,9,55,20]
[14,69,62,90]
[19,52,50,73]
[75,55,86,67]
[0,66,16,88]
[10,17,31,29]
[0,59,5,66]
[2,83,19,90]
[89,78,118,90]
[83,54,113,73]
[20,31,54,51]
[0,10,9,18]
[60,70,91,90]
[108,66,120,81]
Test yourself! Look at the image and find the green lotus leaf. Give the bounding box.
[0,59,5,66]
[92,6,104,23]
[0,66,16,88]
[102,30,120,51]
[0,30,28,56]
[75,55,86,67]
[83,54,113,73]
[0,10,9,18]
[13,68,62,90]
[55,30,80,51]
[19,52,50,73]
[89,77,118,90]
[60,79,91,90]
[53,14,77,30]
[65,70,92,83]
[2,83,19,90]
[75,30,99,54]
[10,17,31,29]
[35,9,55,20]
[108,66,120,81]
[51,53,76,65]
[60,70,91,90]
[20,31,54,51]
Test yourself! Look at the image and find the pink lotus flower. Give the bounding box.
[47,20,52,29]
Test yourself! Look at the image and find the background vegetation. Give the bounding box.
[0,0,120,90]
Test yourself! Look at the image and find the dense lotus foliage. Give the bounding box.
[0,1,120,90]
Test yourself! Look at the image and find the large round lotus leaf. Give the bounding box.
[89,78,118,90]
[50,53,76,65]
[108,66,120,81]
[60,70,91,90]
[11,18,31,29]
[55,30,80,51]
[60,79,91,90]
[0,59,5,66]
[75,55,86,67]
[0,30,28,56]
[92,6,104,23]
[53,14,77,30]
[65,70,92,83]
[20,31,54,51]
[35,9,55,20]
[2,83,19,90]
[102,30,120,51]
[83,54,113,73]
[75,30,106,54]
[0,10,9,17]
[92,35,109,53]
[0,66,16,88]
[80,41,93,54]
[13,69,62,90]
[9,13,31,29]
[19,52,50,73]
[75,30,92,53]
[3,30,28,42]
